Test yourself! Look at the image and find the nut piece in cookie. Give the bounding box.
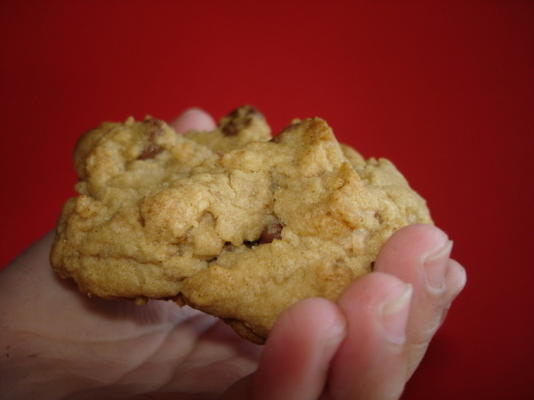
[51,105,432,344]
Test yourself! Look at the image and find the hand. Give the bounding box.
[0,109,466,400]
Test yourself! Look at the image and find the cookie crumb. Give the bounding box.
[134,297,148,306]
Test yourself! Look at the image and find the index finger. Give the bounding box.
[170,107,216,133]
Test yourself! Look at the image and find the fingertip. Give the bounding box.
[404,223,448,237]
[375,224,450,280]
[337,273,412,347]
[263,297,346,367]
[170,107,216,133]
[328,273,412,399]
[388,224,449,256]
[435,259,467,332]
[446,258,467,299]
[252,297,345,400]
[338,272,407,310]
[402,223,449,242]
[273,297,346,343]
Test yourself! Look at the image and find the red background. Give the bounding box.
[1,1,533,398]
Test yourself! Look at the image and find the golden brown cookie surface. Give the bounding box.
[51,106,432,343]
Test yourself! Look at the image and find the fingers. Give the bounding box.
[374,224,467,376]
[444,258,467,301]
[170,108,216,133]
[437,258,467,326]
[223,298,346,400]
[327,273,413,400]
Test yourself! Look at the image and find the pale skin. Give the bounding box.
[0,109,467,400]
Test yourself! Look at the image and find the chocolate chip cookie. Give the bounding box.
[51,106,432,343]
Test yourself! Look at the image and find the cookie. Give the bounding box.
[51,106,432,343]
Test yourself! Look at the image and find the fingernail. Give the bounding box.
[380,284,412,344]
[423,240,453,292]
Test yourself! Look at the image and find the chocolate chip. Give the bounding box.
[259,223,283,244]
[237,105,263,120]
[221,105,263,136]
[370,261,375,271]
[222,121,239,136]
[242,223,283,248]
[374,211,384,224]
[143,117,163,126]
[244,239,260,248]
[138,144,163,160]
[223,242,235,252]
[139,118,164,159]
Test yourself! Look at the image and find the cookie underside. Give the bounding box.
[51,105,432,344]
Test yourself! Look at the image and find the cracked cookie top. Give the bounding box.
[51,106,432,343]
